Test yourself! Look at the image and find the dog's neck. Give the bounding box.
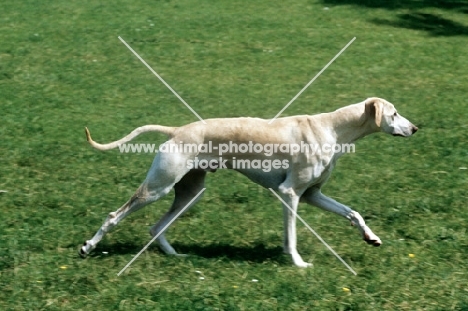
[323,102,379,145]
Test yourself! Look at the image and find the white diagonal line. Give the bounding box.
[268,37,356,124]
[118,36,206,124]
[268,188,357,275]
[117,188,206,276]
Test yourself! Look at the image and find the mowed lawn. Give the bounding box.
[1,0,467,310]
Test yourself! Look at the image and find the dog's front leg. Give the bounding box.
[301,188,382,246]
[278,186,312,268]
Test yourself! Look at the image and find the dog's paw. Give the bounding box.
[291,253,313,268]
[295,261,313,268]
[363,233,382,247]
[79,240,95,258]
[79,246,88,258]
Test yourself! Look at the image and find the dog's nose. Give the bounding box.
[412,126,418,134]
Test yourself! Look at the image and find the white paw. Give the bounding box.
[295,261,313,268]
[363,231,382,247]
[79,247,88,258]
[291,253,313,268]
[79,240,95,258]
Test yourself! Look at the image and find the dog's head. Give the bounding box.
[365,97,418,137]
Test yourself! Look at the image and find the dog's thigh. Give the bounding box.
[144,151,193,191]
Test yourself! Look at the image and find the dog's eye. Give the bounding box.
[393,112,397,116]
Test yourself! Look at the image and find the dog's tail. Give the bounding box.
[85,125,177,151]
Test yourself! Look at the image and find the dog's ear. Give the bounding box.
[365,98,383,128]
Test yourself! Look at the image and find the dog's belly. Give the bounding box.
[234,168,287,189]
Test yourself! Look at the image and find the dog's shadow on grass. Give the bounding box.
[172,242,285,263]
[89,241,286,264]
[85,241,144,258]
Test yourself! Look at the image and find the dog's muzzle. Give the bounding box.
[393,125,418,137]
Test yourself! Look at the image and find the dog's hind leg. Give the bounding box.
[150,169,207,255]
[79,152,191,257]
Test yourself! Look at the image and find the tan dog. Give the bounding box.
[80,97,417,267]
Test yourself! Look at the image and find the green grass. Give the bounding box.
[1,0,468,310]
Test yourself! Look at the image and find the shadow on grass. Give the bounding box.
[320,0,468,36]
[88,241,285,263]
[320,0,468,11]
[172,242,285,263]
[87,241,147,258]
[372,13,468,36]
